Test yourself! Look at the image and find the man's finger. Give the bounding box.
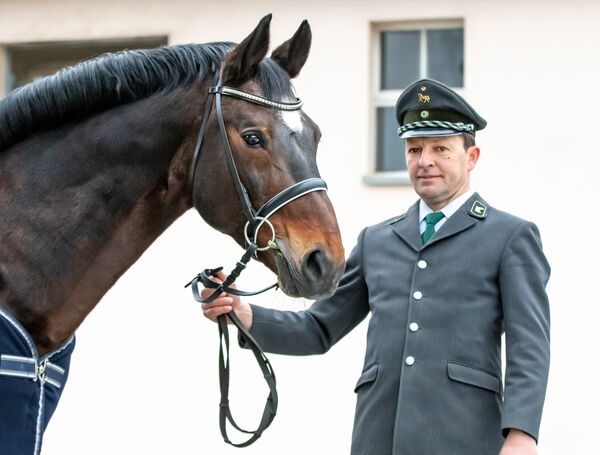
[202,297,233,310]
[203,305,233,322]
[214,270,237,289]
[200,288,226,299]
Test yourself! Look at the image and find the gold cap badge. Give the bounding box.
[418,93,430,103]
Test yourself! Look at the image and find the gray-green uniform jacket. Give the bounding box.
[246,193,551,454]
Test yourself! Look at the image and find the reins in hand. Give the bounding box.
[186,253,278,448]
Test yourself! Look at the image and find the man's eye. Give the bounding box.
[439,146,447,151]
[243,133,262,147]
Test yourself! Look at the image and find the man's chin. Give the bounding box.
[415,186,444,201]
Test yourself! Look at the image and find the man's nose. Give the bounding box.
[419,149,435,167]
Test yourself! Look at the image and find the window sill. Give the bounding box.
[362,172,412,186]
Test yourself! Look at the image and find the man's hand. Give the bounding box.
[200,270,253,330]
[499,429,537,455]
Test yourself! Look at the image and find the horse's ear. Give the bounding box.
[270,20,312,79]
[220,14,272,86]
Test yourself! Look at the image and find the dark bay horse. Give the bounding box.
[0,15,344,452]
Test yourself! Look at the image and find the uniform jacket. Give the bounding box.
[247,193,551,454]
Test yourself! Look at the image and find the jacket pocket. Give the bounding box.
[447,361,501,394]
[354,364,378,393]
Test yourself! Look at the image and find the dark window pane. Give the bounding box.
[376,106,406,172]
[426,28,463,87]
[380,30,420,90]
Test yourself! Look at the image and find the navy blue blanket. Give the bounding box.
[0,306,75,455]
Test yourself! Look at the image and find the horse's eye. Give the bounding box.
[243,133,262,147]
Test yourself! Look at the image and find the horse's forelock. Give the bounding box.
[255,58,296,102]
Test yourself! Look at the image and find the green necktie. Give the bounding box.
[421,211,445,244]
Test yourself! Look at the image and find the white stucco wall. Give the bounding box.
[1,0,599,453]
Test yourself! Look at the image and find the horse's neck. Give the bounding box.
[0,86,201,354]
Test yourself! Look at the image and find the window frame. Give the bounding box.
[0,46,8,98]
[365,19,464,186]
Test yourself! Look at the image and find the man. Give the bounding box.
[202,78,550,454]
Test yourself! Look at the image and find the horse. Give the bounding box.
[0,14,345,454]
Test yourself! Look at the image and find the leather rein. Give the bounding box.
[185,73,327,447]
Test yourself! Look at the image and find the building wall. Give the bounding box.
[1,0,599,453]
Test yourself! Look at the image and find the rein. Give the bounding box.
[186,73,327,447]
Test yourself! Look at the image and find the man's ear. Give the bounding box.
[467,146,480,172]
[270,19,311,78]
[220,14,271,86]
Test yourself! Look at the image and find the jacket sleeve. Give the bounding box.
[243,227,370,355]
[499,221,551,441]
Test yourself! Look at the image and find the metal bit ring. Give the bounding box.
[244,217,276,251]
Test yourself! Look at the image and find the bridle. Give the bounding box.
[185,72,327,447]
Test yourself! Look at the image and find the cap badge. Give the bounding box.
[420,110,429,119]
[418,93,430,103]
[421,86,427,91]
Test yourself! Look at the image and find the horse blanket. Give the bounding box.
[0,306,75,455]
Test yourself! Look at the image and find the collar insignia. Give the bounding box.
[390,211,410,224]
[469,200,487,219]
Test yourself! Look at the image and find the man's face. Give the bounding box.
[405,135,480,210]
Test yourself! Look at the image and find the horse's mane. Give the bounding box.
[0,42,294,151]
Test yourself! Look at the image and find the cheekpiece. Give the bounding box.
[396,78,487,139]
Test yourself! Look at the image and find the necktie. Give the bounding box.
[421,211,445,244]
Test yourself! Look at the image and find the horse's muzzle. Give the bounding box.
[273,240,344,300]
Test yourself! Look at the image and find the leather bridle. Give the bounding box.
[185,72,327,447]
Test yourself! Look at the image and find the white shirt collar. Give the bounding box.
[419,190,475,223]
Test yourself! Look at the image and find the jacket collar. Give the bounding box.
[390,200,421,252]
[390,192,487,252]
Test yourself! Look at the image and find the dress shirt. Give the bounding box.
[419,190,475,235]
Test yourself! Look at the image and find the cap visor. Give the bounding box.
[399,128,463,139]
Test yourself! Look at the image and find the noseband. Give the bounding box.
[185,73,327,447]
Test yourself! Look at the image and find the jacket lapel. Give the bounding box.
[390,201,422,252]
[425,193,486,248]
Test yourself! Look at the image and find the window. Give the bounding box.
[1,36,167,96]
[365,21,464,185]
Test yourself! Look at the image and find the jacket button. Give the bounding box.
[417,260,428,269]
[409,322,419,332]
[405,356,415,366]
[413,291,423,300]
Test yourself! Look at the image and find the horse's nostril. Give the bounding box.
[302,249,329,282]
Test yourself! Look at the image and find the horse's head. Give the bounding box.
[191,15,344,299]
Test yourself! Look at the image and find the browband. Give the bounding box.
[209,86,303,111]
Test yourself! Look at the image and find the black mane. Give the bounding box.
[0,42,294,151]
